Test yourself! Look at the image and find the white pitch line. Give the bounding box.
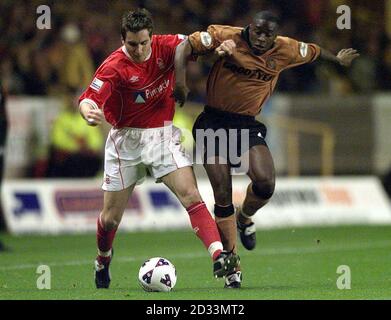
[1,240,390,272]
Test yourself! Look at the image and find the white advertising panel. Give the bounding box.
[2,177,391,234]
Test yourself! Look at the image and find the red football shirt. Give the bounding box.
[79,34,185,128]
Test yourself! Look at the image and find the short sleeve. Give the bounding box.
[153,34,187,65]
[162,34,187,50]
[78,66,121,109]
[285,39,321,69]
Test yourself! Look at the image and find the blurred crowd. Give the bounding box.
[1,0,390,102]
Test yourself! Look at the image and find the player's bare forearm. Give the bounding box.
[320,47,360,67]
[174,39,192,107]
[319,48,340,64]
[174,39,192,87]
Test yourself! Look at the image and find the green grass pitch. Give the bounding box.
[0,225,390,300]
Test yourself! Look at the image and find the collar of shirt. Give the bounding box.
[121,46,152,63]
[241,25,251,47]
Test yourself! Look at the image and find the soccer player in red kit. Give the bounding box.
[79,9,239,289]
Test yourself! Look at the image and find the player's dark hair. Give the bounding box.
[121,8,154,40]
[253,11,280,26]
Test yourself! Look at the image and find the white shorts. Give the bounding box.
[102,125,193,191]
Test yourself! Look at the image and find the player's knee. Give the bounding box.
[213,184,232,205]
[100,213,121,231]
[252,178,275,200]
[180,187,202,207]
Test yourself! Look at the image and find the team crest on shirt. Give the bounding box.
[157,58,165,70]
[266,57,276,70]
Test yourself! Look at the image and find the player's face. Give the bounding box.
[123,29,152,63]
[249,19,278,54]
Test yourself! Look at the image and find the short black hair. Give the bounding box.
[121,8,154,40]
[253,11,280,26]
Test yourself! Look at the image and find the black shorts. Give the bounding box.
[192,106,268,167]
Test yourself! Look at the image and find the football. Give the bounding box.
[138,257,177,292]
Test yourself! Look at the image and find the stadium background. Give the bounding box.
[1,0,391,299]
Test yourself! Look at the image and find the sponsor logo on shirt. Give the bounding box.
[90,77,104,92]
[134,92,147,104]
[132,79,171,103]
[223,61,274,82]
[145,79,170,99]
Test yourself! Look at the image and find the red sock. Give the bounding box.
[186,202,223,260]
[96,215,117,265]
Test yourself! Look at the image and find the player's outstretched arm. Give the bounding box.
[320,47,360,67]
[79,102,104,126]
[174,39,192,107]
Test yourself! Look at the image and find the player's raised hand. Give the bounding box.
[337,48,360,67]
[215,40,236,57]
[173,84,189,107]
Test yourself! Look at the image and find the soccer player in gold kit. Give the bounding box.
[174,11,359,288]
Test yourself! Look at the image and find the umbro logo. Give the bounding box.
[130,75,139,83]
[257,132,263,138]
